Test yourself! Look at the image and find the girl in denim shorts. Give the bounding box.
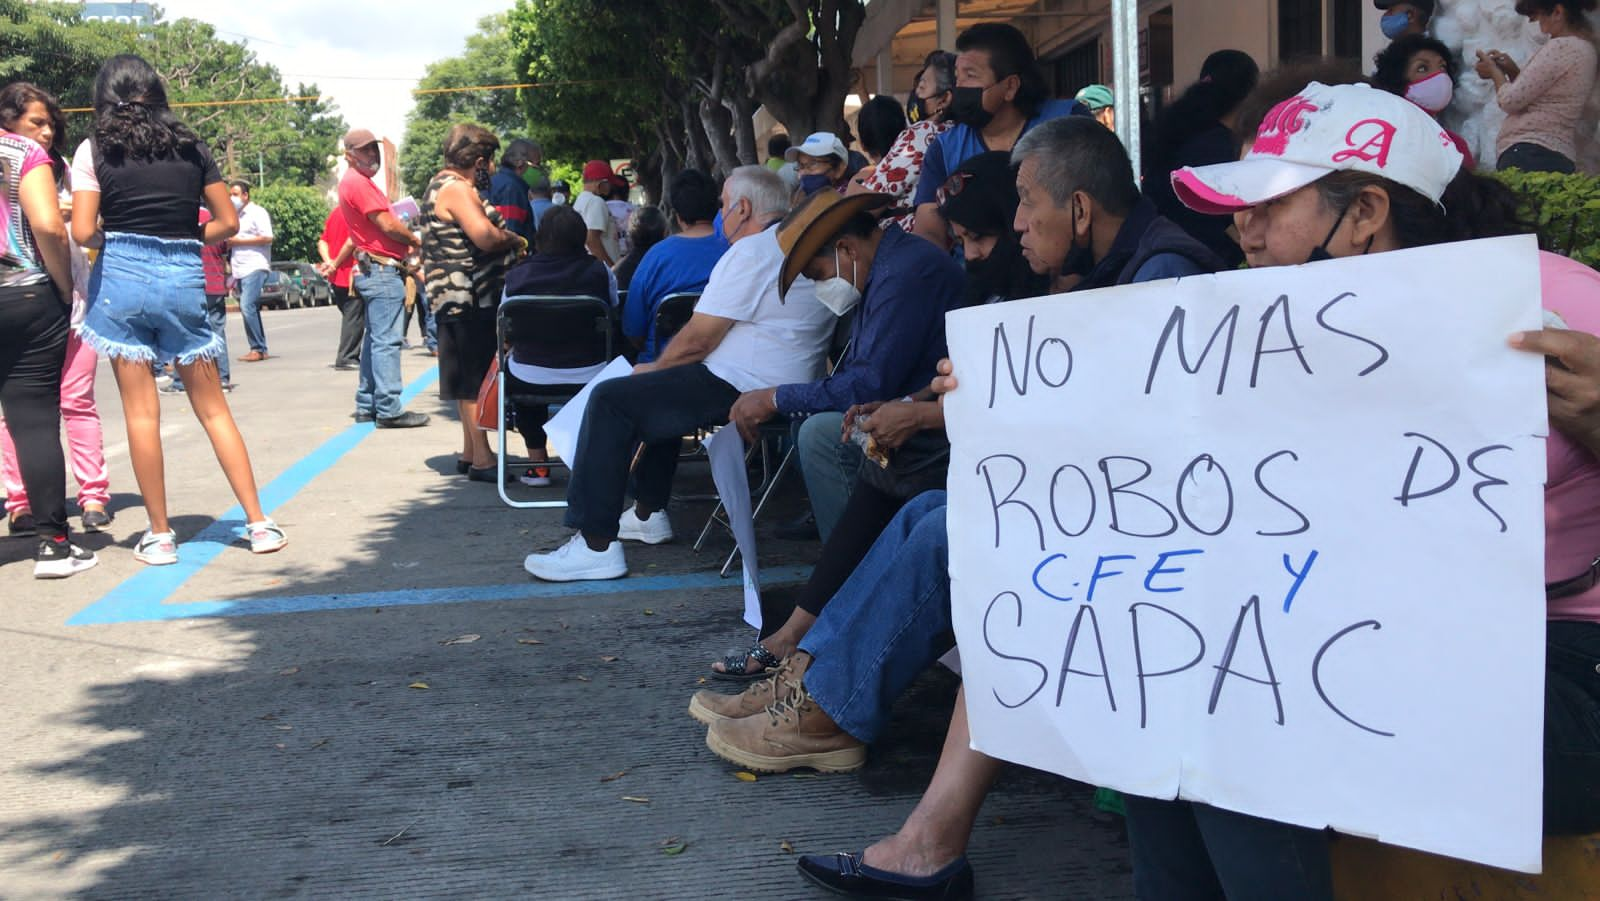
[69,55,285,564]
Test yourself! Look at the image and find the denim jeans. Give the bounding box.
[1547,619,1600,833]
[562,363,739,541]
[797,411,863,542]
[353,267,407,419]
[1122,796,1332,901]
[1498,142,1576,175]
[405,294,438,351]
[236,269,268,354]
[171,294,231,390]
[799,489,954,743]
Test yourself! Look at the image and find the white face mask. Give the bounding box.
[1404,70,1454,115]
[552,194,568,207]
[813,245,861,317]
[230,195,244,211]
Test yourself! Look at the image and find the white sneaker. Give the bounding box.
[617,509,674,545]
[34,537,98,579]
[247,519,288,554]
[523,534,627,582]
[134,529,179,566]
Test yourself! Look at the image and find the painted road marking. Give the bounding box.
[68,566,812,625]
[70,368,441,626]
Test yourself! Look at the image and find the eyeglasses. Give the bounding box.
[942,171,976,197]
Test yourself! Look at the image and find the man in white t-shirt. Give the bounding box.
[524,166,836,582]
[229,180,275,361]
[573,160,621,266]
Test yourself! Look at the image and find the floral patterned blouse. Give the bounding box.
[855,118,951,231]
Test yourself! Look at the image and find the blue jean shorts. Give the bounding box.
[79,232,221,365]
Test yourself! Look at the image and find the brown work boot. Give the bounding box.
[705,661,866,774]
[688,654,804,726]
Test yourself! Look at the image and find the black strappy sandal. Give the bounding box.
[712,643,781,681]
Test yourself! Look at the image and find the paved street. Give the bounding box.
[0,306,1134,899]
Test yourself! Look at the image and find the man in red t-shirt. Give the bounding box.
[326,128,428,428]
[318,207,362,370]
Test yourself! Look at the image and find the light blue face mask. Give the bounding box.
[1380,11,1411,39]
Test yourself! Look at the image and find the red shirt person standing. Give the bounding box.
[318,207,362,370]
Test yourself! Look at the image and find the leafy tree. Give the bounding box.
[1,5,346,187]
[0,0,136,138]
[252,185,331,263]
[399,13,529,198]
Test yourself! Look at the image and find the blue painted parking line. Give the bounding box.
[68,565,813,625]
[68,367,441,626]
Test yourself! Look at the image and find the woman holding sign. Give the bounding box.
[1124,79,1600,894]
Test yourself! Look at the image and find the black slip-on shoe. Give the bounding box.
[796,852,974,901]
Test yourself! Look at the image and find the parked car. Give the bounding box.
[272,261,333,308]
[234,268,300,311]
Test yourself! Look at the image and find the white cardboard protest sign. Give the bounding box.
[543,357,634,470]
[703,428,764,628]
[943,235,1548,873]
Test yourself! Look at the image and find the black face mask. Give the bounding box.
[1306,202,1374,263]
[1059,199,1095,277]
[948,86,994,129]
[906,94,927,124]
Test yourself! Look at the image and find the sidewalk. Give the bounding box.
[0,307,1133,898]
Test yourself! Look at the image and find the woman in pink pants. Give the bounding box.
[0,83,111,535]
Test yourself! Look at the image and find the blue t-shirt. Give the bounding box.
[913,98,1085,207]
[622,233,729,361]
[531,197,554,230]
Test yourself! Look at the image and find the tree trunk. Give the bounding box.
[724,86,759,167]
[698,95,741,180]
[746,0,867,141]
[680,98,712,175]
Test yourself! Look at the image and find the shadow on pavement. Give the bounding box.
[1,455,1134,899]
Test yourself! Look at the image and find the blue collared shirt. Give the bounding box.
[775,225,965,414]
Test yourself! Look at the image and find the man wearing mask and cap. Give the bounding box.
[324,128,430,429]
[575,159,621,266]
[489,137,540,243]
[1375,0,1434,40]
[910,23,1084,249]
[785,132,855,198]
[726,190,965,541]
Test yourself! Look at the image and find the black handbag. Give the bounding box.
[857,428,950,500]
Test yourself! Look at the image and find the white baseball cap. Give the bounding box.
[785,131,849,163]
[1171,81,1464,215]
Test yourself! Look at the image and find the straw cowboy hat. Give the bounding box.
[776,190,893,299]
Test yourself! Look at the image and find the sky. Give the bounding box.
[150,0,512,146]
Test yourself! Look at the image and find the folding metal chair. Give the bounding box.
[652,291,700,352]
[493,294,617,509]
[693,309,858,576]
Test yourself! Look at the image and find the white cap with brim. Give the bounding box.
[1171,81,1463,216]
[785,131,849,163]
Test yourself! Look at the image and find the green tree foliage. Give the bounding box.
[399,13,528,198]
[252,185,331,264]
[0,0,134,129]
[2,4,346,187]
[1494,169,1600,271]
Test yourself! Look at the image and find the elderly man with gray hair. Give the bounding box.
[524,166,836,582]
[489,137,543,242]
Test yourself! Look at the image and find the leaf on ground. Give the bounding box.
[308,739,330,750]
[575,675,591,683]
[274,743,286,750]
[733,771,758,783]
[661,840,688,856]
[408,682,430,690]
[440,634,480,645]
[621,796,650,803]
[642,609,655,616]
[696,677,707,685]
[600,655,619,663]
[599,768,630,783]
[278,666,300,676]
[779,840,794,854]
[517,638,544,646]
